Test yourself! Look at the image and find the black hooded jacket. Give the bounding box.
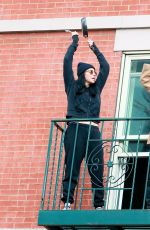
[63,35,110,120]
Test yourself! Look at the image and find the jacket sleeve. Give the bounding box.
[63,35,79,94]
[91,43,110,94]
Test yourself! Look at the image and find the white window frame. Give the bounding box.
[106,52,150,210]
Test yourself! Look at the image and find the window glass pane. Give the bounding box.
[130,59,150,73]
[126,60,150,135]
[127,141,150,152]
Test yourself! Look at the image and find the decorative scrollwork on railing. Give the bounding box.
[86,141,134,188]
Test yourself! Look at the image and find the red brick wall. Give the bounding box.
[0,29,119,228]
[0,0,150,19]
[0,0,149,228]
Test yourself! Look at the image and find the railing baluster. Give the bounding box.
[79,124,91,209]
[66,123,79,206]
[40,121,54,210]
[47,125,59,210]
[129,120,142,209]
[52,122,66,210]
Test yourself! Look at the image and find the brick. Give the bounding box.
[0,0,145,228]
[0,0,149,19]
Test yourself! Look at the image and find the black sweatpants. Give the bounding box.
[61,122,104,208]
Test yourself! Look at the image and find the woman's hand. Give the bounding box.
[88,39,94,48]
[71,31,79,36]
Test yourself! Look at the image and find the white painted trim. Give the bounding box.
[114,28,150,51]
[0,15,150,33]
[109,54,150,209]
[115,52,150,119]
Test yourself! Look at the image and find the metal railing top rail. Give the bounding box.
[51,117,150,122]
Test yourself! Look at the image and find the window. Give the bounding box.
[107,53,150,209]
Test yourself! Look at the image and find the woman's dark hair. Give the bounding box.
[75,73,85,95]
[75,73,98,96]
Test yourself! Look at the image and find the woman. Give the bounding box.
[61,31,110,210]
